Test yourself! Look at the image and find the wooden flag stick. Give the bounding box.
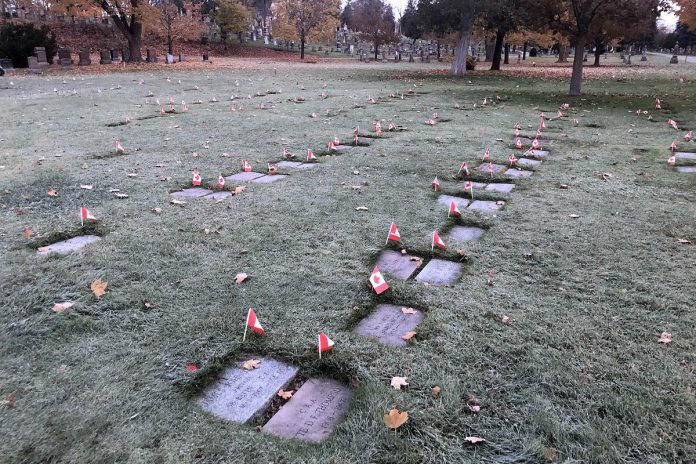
[243,308,250,342]
[318,334,321,360]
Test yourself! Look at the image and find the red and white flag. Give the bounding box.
[514,122,521,130]
[656,98,662,109]
[283,146,291,158]
[531,139,540,149]
[317,332,334,356]
[668,119,679,130]
[514,128,520,138]
[242,160,252,172]
[169,96,174,105]
[670,141,677,151]
[483,148,490,162]
[354,134,359,145]
[369,266,390,294]
[572,118,579,126]
[388,122,396,131]
[432,176,441,191]
[432,112,439,119]
[160,106,165,115]
[243,308,265,341]
[557,110,563,119]
[307,149,317,160]
[464,181,474,197]
[80,206,97,226]
[115,140,125,153]
[354,126,360,136]
[218,174,225,189]
[182,102,189,113]
[508,154,517,166]
[536,130,542,139]
[386,222,401,243]
[334,136,340,145]
[426,119,436,126]
[458,161,469,176]
[668,155,676,166]
[432,230,446,250]
[539,118,546,130]
[328,141,335,151]
[449,200,461,217]
[684,131,693,141]
[192,171,202,186]
[515,138,523,149]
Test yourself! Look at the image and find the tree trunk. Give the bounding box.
[485,35,495,61]
[557,42,568,63]
[300,37,305,60]
[127,21,143,62]
[451,10,475,76]
[593,41,602,67]
[374,42,379,60]
[569,33,587,96]
[504,43,510,64]
[523,42,527,60]
[168,34,173,55]
[490,28,505,71]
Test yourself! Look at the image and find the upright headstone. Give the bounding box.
[146,49,157,63]
[203,53,209,61]
[670,55,679,64]
[179,53,185,62]
[33,47,48,65]
[27,56,41,71]
[165,53,174,64]
[121,48,130,62]
[78,50,91,66]
[57,48,73,66]
[110,49,120,62]
[99,49,112,64]
[409,52,414,63]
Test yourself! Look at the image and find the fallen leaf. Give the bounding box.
[52,302,74,312]
[401,331,416,341]
[114,193,129,199]
[57,364,68,374]
[186,364,198,372]
[467,396,481,413]
[80,184,93,190]
[47,190,59,197]
[233,186,246,195]
[37,245,51,253]
[677,238,692,244]
[277,389,294,400]
[401,307,415,315]
[170,199,186,206]
[383,409,408,429]
[80,163,89,169]
[2,391,17,409]
[143,302,153,309]
[568,214,580,218]
[153,207,162,214]
[464,436,486,444]
[501,315,510,324]
[235,273,248,284]
[242,359,261,370]
[390,376,409,389]
[431,385,442,397]
[355,206,368,211]
[543,447,558,462]
[658,332,672,344]
[90,278,107,298]
[22,229,33,237]
[559,184,569,189]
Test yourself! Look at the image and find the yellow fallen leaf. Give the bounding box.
[47,190,59,197]
[390,376,409,390]
[658,332,672,344]
[153,207,162,214]
[401,307,415,315]
[52,302,74,312]
[22,229,34,238]
[431,385,442,397]
[235,273,248,284]
[242,359,261,370]
[277,389,293,400]
[401,331,416,341]
[464,436,486,444]
[677,238,692,244]
[170,199,186,206]
[233,186,246,195]
[501,315,510,324]
[90,278,107,298]
[383,409,408,429]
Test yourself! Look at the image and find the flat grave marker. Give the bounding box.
[171,188,213,199]
[437,194,470,210]
[196,357,299,424]
[262,378,351,443]
[415,259,463,286]
[517,158,541,167]
[205,192,232,201]
[505,169,533,178]
[484,183,515,193]
[676,166,696,173]
[447,226,486,244]
[37,235,101,256]
[225,172,266,182]
[476,163,507,174]
[675,152,696,161]
[354,303,424,347]
[375,250,422,280]
[253,174,287,184]
[468,200,503,213]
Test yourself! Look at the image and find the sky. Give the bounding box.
[382,0,680,32]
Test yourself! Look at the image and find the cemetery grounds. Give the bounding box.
[0,54,695,463]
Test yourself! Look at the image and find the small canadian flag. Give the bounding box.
[684,131,693,141]
[668,155,676,166]
[386,222,401,243]
[182,102,189,113]
[464,181,474,197]
[514,128,520,138]
[388,122,396,131]
[432,230,446,251]
[557,110,563,119]
[432,176,441,191]
[515,138,523,149]
[483,148,490,162]
[572,118,579,126]
[536,130,542,139]
[334,136,340,145]
[508,154,517,166]
[80,206,97,226]
[369,266,390,294]
[169,96,174,105]
[218,174,225,189]
[539,118,546,130]
[192,171,202,186]
[160,106,165,115]
[328,141,335,151]
[433,112,439,119]
[354,126,360,135]
[514,122,521,130]
[670,141,677,151]
[307,149,317,160]
[448,200,461,217]
[115,140,125,153]
[668,119,679,130]
[242,160,252,172]
[317,332,334,357]
[656,98,662,109]
[458,161,469,176]
[243,308,265,341]
[426,119,436,126]
[375,121,381,132]
[531,139,541,149]
[283,146,291,158]
[354,135,359,145]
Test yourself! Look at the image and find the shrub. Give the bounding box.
[0,23,57,68]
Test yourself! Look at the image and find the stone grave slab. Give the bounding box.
[505,169,533,178]
[447,226,486,244]
[171,188,213,199]
[205,191,232,201]
[277,161,304,168]
[523,138,552,146]
[415,259,463,286]
[525,150,548,158]
[225,172,266,182]
[196,357,299,424]
[262,378,351,443]
[375,250,421,280]
[253,174,287,184]
[675,152,696,161]
[457,181,487,191]
[37,235,101,256]
[476,163,507,174]
[354,303,424,347]
[676,166,696,173]
[517,158,541,167]
[484,183,515,193]
[468,200,503,213]
[437,194,470,210]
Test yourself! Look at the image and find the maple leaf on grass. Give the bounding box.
[22,229,34,238]
[2,391,17,409]
[277,389,293,400]
[401,307,415,315]
[401,331,416,341]
[242,359,261,370]
[464,436,486,444]
[383,409,408,429]
[431,386,442,398]
[52,302,74,312]
[90,279,107,298]
[47,190,59,197]
[234,273,248,284]
[658,332,672,344]
[390,376,409,390]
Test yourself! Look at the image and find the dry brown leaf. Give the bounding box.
[143,302,153,310]
[559,184,569,189]
[401,331,416,341]
[355,206,368,211]
[80,163,89,169]
[2,391,17,409]
[80,184,93,190]
[390,376,409,390]
[90,279,107,298]
[431,385,442,397]
[383,409,408,429]
[47,189,59,197]
[242,359,261,370]
[52,302,74,312]
[277,389,294,400]
[114,193,129,199]
[22,229,33,238]
[235,273,248,284]
[568,214,580,218]
[401,307,415,315]
[467,397,481,413]
[658,332,672,344]
[170,199,186,206]
[501,315,511,324]
[543,447,558,462]
[677,238,692,244]
[233,186,246,195]
[153,207,162,214]
[464,436,486,444]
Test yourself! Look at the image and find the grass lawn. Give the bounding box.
[1,55,695,463]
